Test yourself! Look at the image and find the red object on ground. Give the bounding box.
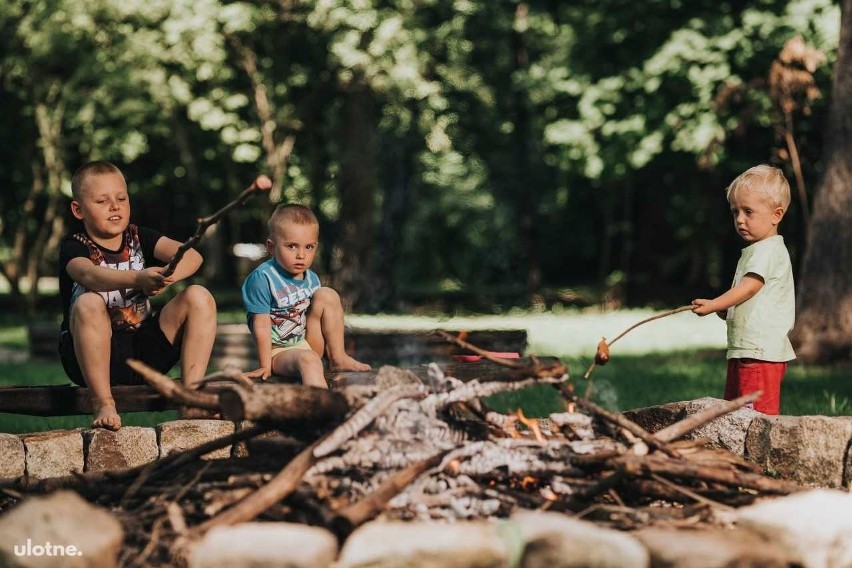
[453,352,521,363]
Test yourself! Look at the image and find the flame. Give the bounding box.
[520,476,537,489]
[447,459,461,475]
[515,408,545,443]
[458,330,469,341]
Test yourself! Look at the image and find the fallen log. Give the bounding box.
[218,384,348,424]
[128,359,349,425]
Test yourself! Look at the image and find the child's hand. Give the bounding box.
[245,367,272,381]
[691,299,716,316]
[135,267,174,296]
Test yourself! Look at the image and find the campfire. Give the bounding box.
[3,341,800,566]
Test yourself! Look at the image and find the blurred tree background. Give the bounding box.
[0,1,845,339]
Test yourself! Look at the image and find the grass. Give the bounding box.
[1,308,851,432]
[486,351,852,417]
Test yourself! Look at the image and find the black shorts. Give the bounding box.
[59,311,181,387]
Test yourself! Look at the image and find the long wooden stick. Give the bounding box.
[653,392,761,443]
[584,305,693,379]
[618,454,801,495]
[435,330,525,369]
[161,175,271,278]
[192,437,322,537]
[573,397,680,458]
[435,330,567,380]
[126,359,220,410]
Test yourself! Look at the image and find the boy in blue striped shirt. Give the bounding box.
[241,204,370,387]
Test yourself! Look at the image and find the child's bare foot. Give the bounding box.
[329,354,371,372]
[92,402,121,430]
[179,405,222,420]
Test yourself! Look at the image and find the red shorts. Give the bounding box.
[725,358,787,415]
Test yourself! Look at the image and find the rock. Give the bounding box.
[634,527,791,567]
[745,415,852,487]
[190,523,338,568]
[0,491,123,568]
[736,489,852,568]
[375,366,423,389]
[624,397,759,456]
[22,430,84,480]
[84,427,158,471]
[157,420,235,460]
[337,520,512,568]
[623,402,685,434]
[0,434,25,480]
[512,510,649,568]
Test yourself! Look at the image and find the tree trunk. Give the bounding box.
[26,99,67,315]
[792,0,852,362]
[332,83,378,312]
[511,2,541,296]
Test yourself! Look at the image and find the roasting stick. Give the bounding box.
[583,305,693,380]
[127,175,272,300]
[160,175,272,278]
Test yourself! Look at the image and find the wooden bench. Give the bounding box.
[27,323,527,369]
[9,325,528,416]
[0,358,544,416]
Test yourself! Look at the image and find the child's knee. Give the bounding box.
[70,293,109,325]
[311,287,341,309]
[297,350,323,371]
[182,285,216,313]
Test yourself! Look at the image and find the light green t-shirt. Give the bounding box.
[726,235,796,362]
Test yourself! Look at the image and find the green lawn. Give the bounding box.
[2,308,851,433]
[486,351,852,417]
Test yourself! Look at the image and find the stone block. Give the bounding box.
[190,523,337,568]
[22,430,84,480]
[158,420,235,460]
[634,527,790,567]
[337,520,512,568]
[745,415,852,487]
[736,489,852,568]
[0,490,123,568]
[0,434,25,480]
[375,365,423,388]
[84,427,158,472]
[512,510,649,568]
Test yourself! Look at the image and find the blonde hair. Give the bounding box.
[71,161,124,200]
[268,204,319,238]
[725,165,791,211]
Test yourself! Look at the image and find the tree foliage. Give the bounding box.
[0,0,842,316]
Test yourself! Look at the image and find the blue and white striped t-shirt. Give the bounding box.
[241,258,321,347]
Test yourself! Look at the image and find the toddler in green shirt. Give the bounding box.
[692,165,795,414]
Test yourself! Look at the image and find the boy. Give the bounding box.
[241,204,370,388]
[692,165,796,414]
[59,161,217,430]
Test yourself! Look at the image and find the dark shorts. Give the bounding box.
[59,311,181,387]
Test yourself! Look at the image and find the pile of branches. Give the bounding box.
[3,352,799,567]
